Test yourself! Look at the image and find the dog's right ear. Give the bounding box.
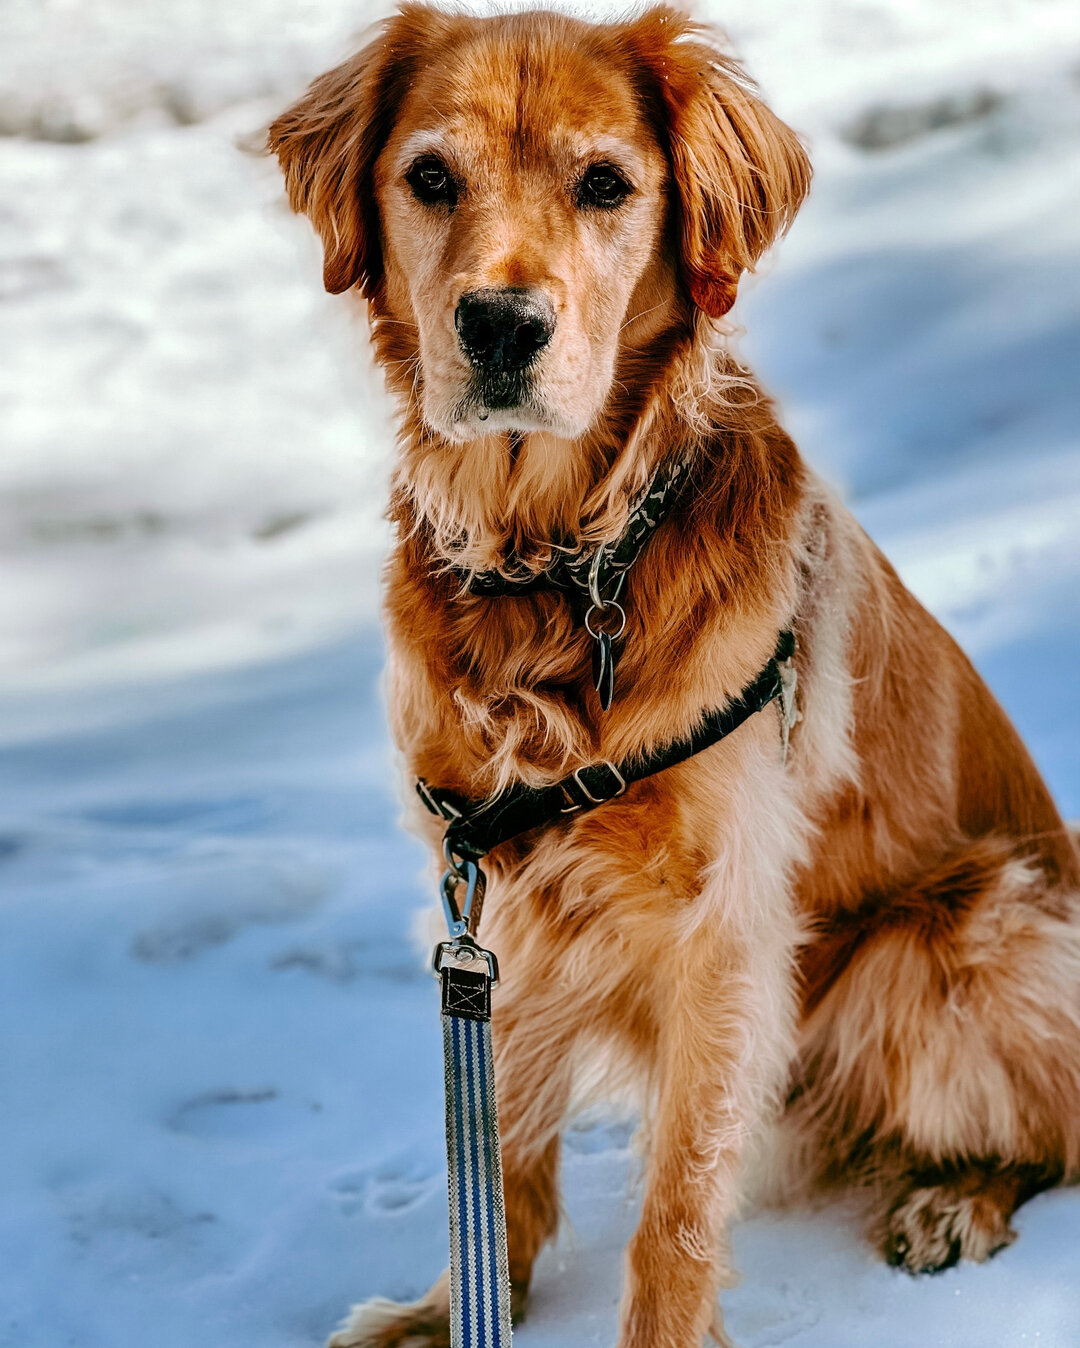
[267,5,446,297]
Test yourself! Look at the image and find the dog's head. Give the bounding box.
[269,4,809,445]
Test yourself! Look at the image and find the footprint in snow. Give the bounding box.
[270,939,423,984]
[131,858,329,964]
[68,1189,216,1248]
[62,1187,221,1277]
[331,1157,442,1217]
[168,1087,321,1140]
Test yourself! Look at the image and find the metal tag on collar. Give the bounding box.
[592,630,615,711]
[585,553,626,712]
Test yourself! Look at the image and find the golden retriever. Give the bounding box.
[269,6,1080,1345]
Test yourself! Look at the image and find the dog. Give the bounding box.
[269,6,1080,1345]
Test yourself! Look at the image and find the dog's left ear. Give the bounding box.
[268,5,450,296]
[622,7,811,319]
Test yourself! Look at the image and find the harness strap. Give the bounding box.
[419,629,796,862]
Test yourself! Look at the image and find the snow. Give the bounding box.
[1,2,1079,1345]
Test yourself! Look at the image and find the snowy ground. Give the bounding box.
[1,2,1079,1345]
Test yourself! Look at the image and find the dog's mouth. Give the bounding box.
[449,373,555,435]
[470,368,532,412]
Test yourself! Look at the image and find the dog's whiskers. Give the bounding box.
[619,299,669,334]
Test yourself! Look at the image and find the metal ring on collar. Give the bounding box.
[584,600,626,640]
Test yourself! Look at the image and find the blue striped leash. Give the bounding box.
[433,856,513,1348]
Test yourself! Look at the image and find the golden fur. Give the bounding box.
[269,7,1080,1345]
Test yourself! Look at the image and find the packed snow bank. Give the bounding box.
[0,105,391,687]
[3,2,1080,693]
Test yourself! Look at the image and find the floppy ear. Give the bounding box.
[267,5,446,296]
[622,7,811,318]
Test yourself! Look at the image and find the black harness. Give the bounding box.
[418,628,795,865]
[421,451,799,872]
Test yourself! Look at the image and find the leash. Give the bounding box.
[434,864,513,1347]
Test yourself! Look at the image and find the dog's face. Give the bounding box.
[375,31,669,441]
[270,4,810,444]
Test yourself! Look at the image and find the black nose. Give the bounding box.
[455,288,555,375]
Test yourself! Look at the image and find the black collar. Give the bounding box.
[456,453,691,599]
[449,453,692,711]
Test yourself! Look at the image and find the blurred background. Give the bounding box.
[1,2,1079,1345]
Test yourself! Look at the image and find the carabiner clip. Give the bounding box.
[440,858,486,939]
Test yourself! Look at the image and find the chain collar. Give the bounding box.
[457,453,691,599]
[450,453,691,711]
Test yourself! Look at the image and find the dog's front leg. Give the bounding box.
[491,978,578,1317]
[618,932,790,1348]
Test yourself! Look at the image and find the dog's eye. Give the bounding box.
[576,163,632,210]
[406,156,457,209]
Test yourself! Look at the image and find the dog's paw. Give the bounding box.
[327,1278,450,1348]
[884,1181,1017,1274]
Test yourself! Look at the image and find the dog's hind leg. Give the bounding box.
[793,838,1080,1273]
[881,1160,1061,1274]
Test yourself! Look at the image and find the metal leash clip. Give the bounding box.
[433,854,499,985]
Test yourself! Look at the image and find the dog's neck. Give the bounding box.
[381,331,806,793]
[389,421,662,577]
